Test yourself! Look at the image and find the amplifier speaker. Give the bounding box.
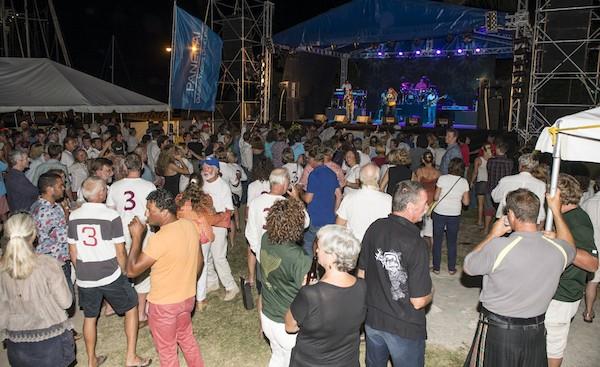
[407,116,420,126]
[356,115,370,123]
[334,115,347,123]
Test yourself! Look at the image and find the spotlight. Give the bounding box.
[398,51,403,56]
[457,49,463,54]
[377,51,383,56]
[435,50,441,55]
[165,47,172,52]
[475,48,481,53]
[415,50,421,55]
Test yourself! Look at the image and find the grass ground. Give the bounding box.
[76,210,475,367]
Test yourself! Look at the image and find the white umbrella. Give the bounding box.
[535,106,600,230]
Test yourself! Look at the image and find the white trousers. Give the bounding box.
[206,227,238,291]
[196,243,211,301]
[260,312,297,367]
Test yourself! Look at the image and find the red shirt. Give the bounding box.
[460,143,470,167]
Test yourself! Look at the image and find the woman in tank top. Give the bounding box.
[412,150,440,251]
[155,144,190,198]
[379,148,412,195]
[470,143,493,231]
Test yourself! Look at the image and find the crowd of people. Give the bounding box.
[0,117,598,367]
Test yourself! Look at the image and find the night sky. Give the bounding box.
[55,0,349,103]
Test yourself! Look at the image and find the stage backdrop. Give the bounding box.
[280,53,499,119]
[349,56,497,113]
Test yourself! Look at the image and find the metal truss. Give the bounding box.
[521,0,600,144]
[507,0,532,134]
[208,0,273,124]
[0,0,70,65]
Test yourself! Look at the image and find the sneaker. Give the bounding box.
[207,283,220,293]
[223,287,240,301]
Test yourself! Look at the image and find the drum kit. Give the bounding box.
[398,81,439,105]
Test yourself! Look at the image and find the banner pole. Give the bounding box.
[167,0,177,124]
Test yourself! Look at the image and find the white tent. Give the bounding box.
[535,106,600,229]
[0,57,169,113]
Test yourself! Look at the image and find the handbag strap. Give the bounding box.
[436,177,462,206]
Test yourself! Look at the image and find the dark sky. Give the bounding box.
[55,0,349,102]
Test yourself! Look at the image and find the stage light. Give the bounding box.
[415,50,421,55]
[398,51,403,56]
[165,47,172,52]
[377,51,383,56]
[457,49,463,54]
[191,45,198,52]
[475,48,481,53]
[435,50,441,55]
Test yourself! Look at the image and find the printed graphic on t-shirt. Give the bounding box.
[375,249,408,300]
[260,251,281,291]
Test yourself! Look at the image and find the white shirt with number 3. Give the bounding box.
[106,177,157,248]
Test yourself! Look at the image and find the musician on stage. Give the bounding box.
[341,80,352,93]
[415,76,429,91]
[426,88,439,125]
[384,87,398,119]
[344,88,355,122]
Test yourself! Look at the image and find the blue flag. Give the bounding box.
[170,6,222,111]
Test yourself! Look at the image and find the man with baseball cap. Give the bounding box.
[200,157,240,301]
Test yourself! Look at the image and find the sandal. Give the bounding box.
[96,355,108,367]
[448,270,457,275]
[431,269,440,275]
[126,357,152,367]
[583,311,595,323]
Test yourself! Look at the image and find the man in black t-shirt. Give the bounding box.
[358,180,433,367]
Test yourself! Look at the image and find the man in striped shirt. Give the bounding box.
[68,176,150,367]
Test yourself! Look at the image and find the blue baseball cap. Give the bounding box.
[202,157,220,169]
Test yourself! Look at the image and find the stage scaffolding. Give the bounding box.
[208,0,273,125]
[506,0,532,135]
[0,0,70,65]
[517,0,600,144]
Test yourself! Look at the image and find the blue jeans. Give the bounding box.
[365,325,425,367]
[303,225,320,257]
[61,261,75,317]
[432,212,460,272]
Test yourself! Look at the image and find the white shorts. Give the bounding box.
[592,267,600,283]
[545,299,581,359]
[134,273,151,293]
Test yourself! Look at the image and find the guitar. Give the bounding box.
[425,94,447,107]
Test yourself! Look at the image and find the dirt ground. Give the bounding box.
[1,211,598,367]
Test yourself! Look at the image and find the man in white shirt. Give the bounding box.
[492,153,547,224]
[60,136,77,167]
[146,131,163,174]
[336,164,392,242]
[106,153,157,324]
[201,157,240,301]
[581,187,600,322]
[245,168,308,285]
[239,126,253,173]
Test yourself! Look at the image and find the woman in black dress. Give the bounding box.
[379,148,413,195]
[155,144,190,198]
[285,224,366,367]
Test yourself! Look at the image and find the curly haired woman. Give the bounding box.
[260,198,312,367]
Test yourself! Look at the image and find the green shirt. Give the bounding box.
[554,206,598,302]
[259,234,312,323]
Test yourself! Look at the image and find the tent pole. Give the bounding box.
[13,113,17,128]
[545,124,562,231]
[120,113,123,124]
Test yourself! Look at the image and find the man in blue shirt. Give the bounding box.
[301,146,342,256]
[439,128,462,175]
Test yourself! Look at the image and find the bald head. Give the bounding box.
[360,164,380,188]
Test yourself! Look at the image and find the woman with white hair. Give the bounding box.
[285,224,366,367]
[0,213,75,367]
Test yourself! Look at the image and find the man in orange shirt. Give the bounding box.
[127,189,204,367]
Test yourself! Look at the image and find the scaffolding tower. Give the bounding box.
[506,0,532,135]
[0,0,70,65]
[208,0,273,125]
[520,0,600,144]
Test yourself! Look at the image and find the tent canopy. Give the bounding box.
[0,58,169,113]
[273,0,509,56]
[535,106,600,164]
